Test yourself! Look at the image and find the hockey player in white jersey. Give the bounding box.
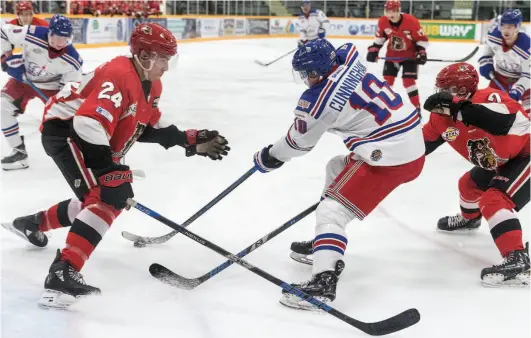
[479,9,530,114]
[0,15,82,170]
[253,40,425,310]
[298,0,329,47]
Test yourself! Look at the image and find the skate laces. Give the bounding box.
[68,266,87,285]
[447,214,467,227]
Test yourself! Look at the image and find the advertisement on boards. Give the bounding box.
[86,18,127,44]
[247,18,269,35]
[199,18,220,38]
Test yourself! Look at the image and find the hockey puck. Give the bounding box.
[134,241,146,248]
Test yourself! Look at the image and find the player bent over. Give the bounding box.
[253,40,425,310]
[1,15,81,170]
[1,23,230,309]
[423,62,529,287]
[479,9,530,114]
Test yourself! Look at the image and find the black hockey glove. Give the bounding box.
[423,92,469,122]
[97,164,134,210]
[366,44,381,63]
[416,47,427,65]
[254,145,284,173]
[185,129,230,160]
[1,54,7,72]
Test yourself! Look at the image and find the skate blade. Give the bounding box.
[481,271,530,288]
[2,160,29,171]
[290,252,313,266]
[436,227,480,234]
[38,289,79,310]
[279,294,329,312]
[1,222,30,242]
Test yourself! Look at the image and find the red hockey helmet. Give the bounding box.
[130,23,177,58]
[384,0,401,12]
[16,1,33,14]
[436,62,479,98]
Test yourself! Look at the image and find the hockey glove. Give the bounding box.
[416,48,427,65]
[317,28,326,39]
[509,85,524,101]
[1,54,7,72]
[5,54,25,82]
[254,145,284,173]
[478,56,495,80]
[97,164,134,210]
[366,44,381,63]
[298,39,308,48]
[423,92,467,122]
[185,129,230,160]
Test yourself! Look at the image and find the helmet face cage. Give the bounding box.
[435,63,478,99]
[131,24,178,74]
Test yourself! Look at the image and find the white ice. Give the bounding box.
[1,38,530,338]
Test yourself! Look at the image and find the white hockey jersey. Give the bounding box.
[269,43,424,167]
[480,26,530,95]
[299,9,330,41]
[1,24,82,90]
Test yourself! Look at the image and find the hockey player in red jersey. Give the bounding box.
[366,0,428,111]
[1,23,230,309]
[423,62,529,287]
[8,1,49,27]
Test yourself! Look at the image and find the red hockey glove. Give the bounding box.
[416,48,427,65]
[97,164,134,210]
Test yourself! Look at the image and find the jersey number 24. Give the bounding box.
[349,74,403,125]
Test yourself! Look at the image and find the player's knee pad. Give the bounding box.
[478,188,515,220]
[323,155,347,189]
[458,171,484,202]
[1,95,18,125]
[316,198,355,233]
[383,75,395,86]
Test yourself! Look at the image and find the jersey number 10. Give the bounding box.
[349,74,403,125]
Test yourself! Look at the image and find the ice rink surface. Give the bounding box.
[1,38,529,338]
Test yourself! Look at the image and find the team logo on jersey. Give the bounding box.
[466,137,506,170]
[370,149,382,162]
[384,28,393,35]
[390,36,406,51]
[27,62,48,77]
[297,99,311,109]
[442,127,459,141]
[33,48,42,54]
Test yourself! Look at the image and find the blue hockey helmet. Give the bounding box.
[48,15,73,49]
[500,9,523,27]
[292,39,337,84]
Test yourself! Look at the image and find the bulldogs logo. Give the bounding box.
[466,138,506,170]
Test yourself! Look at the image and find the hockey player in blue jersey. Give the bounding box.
[479,9,530,114]
[253,39,424,310]
[1,15,82,170]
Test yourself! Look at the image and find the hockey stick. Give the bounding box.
[23,77,49,102]
[492,78,508,93]
[121,167,257,247]
[255,48,298,67]
[380,46,479,63]
[150,203,319,290]
[129,199,421,336]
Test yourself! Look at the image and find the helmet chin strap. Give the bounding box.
[134,54,155,80]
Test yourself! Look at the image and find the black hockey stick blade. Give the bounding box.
[254,48,298,67]
[427,46,479,62]
[149,263,201,290]
[357,308,421,336]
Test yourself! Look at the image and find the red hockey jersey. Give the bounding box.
[374,13,428,59]
[8,16,49,27]
[423,88,530,170]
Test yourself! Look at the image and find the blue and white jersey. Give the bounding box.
[269,43,424,166]
[481,26,530,94]
[1,24,82,90]
[299,9,329,41]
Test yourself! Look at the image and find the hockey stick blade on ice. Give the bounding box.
[129,199,420,336]
[381,46,479,63]
[121,167,257,247]
[255,48,298,67]
[150,203,318,290]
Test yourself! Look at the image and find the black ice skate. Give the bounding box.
[1,136,29,170]
[290,239,314,265]
[437,213,481,232]
[280,260,345,311]
[38,250,101,309]
[1,211,48,247]
[481,243,530,287]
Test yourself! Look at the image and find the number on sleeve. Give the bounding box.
[98,82,123,108]
[348,73,403,125]
[487,92,502,103]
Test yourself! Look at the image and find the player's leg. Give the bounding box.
[401,60,421,110]
[290,155,350,264]
[480,156,529,287]
[437,168,493,232]
[0,79,34,170]
[280,156,425,310]
[2,136,90,247]
[383,61,399,87]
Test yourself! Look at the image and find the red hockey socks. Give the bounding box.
[39,199,83,232]
[384,75,395,86]
[402,78,420,109]
[458,172,483,220]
